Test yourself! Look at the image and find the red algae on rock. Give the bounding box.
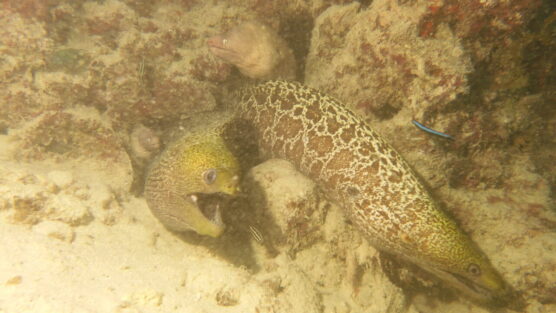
[13,110,126,163]
[417,0,542,40]
[306,1,472,123]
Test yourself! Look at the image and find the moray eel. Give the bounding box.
[207,20,296,80]
[144,114,240,237]
[230,81,513,306]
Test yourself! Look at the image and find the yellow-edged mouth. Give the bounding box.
[188,192,234,238]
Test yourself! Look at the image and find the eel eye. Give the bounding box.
[467,263,481,276]
[203,169,217,185]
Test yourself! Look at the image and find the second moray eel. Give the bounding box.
[144,113,240,237]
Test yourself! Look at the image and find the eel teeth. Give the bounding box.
[213,203,224,227]
[189,194,198,203]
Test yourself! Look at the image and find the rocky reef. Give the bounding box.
[0,1,554,313]
[304,1,555,311]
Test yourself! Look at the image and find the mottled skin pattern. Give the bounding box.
[145,116,240,238]
[234,80,513,305]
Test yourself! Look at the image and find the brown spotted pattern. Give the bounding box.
[235,81,487,276]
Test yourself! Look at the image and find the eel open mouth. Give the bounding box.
[189,192,227,228]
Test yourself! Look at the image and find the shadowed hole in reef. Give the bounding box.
[176,193,259,271]
[222,119,262,173]
[175,185,280,271]
[374,100,402,120]
[380,252,456,302]
[280,14,314,81]
[356,0,375,7]
[523,0,556,94]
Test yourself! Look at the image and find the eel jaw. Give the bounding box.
[428,266,522,309]
[207,35,244,66]
[191,193,224,229]
[186,192,230,237]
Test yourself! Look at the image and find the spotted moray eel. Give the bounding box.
[232,80,514,306]
[145,113,240,237]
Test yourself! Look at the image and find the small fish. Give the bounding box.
[248,225,264,243]
[412,120,454,140]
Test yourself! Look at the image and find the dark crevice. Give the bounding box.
[280,15,314,81]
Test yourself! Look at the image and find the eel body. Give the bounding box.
[144,113,240,237]
[233,80,512,305]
